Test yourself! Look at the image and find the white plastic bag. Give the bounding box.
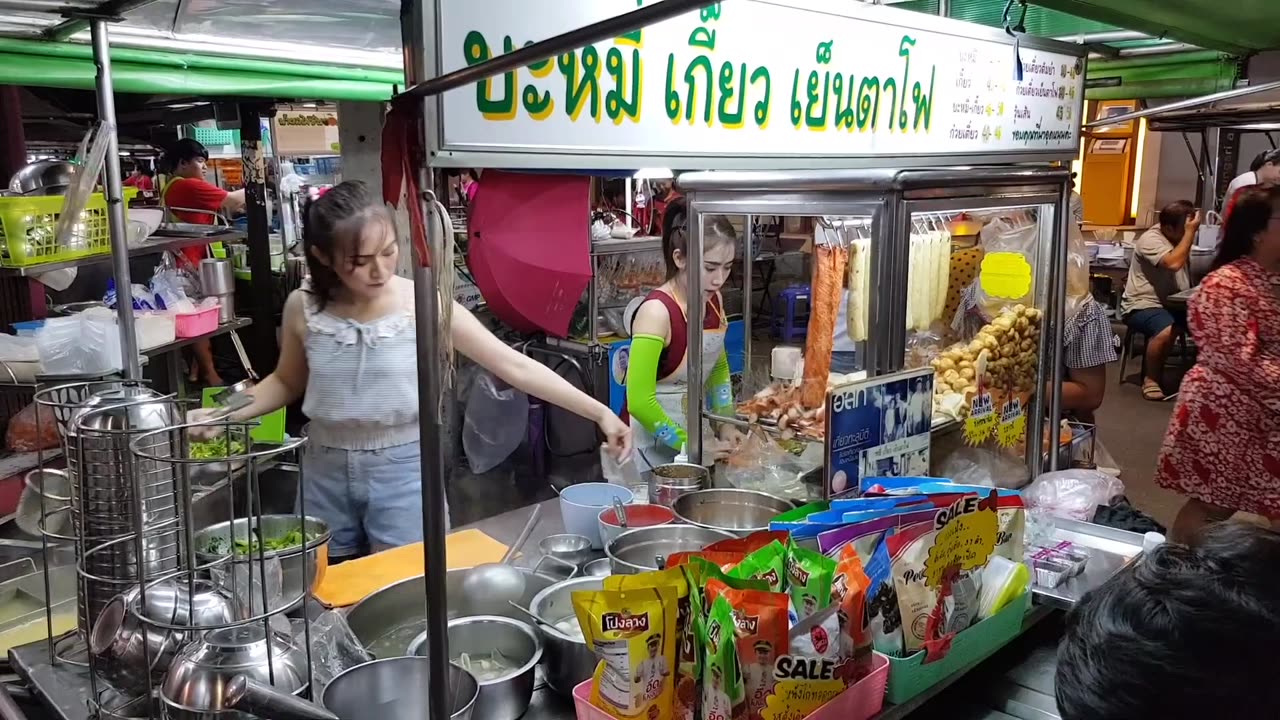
[1196,211,1222,251]
[462,371,529,473]
[35,313,123,376]
[1023,469,1125,521]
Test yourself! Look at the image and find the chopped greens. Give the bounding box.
[189,436,246,460]
[203,526,318,556]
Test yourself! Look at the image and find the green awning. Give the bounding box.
[1084,52,1239,100]
[0,38,401,101]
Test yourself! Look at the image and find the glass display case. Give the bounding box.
[680,167,1072,495]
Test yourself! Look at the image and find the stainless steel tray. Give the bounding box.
[1031,518,1146,610]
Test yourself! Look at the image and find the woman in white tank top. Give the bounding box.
[193,181,630,557]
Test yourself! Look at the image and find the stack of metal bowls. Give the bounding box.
[89,580,244,694]
[67,386,180,636]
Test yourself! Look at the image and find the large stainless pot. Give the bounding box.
[527,576,604,696]
[8,159,74,195]
[606,524,736,575]
[225,658,479,720]
[345,568,556,658]
[192,515,330,608]
[672,489,794,537]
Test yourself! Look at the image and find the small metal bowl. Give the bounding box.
[160,624,309,720]
[582,559,612,577]
[538,534,593,567]
[410,616,542,720]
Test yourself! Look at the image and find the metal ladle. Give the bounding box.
[612,497,628,530]
[459,504,542,614]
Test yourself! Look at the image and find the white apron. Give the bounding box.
[632,302,728,473]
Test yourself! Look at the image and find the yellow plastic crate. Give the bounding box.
[0,188,138,268]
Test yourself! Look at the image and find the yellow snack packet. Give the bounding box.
[573,586,679,720]
[604,570,697,720]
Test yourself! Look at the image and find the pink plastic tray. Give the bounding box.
[175,305,220,338]
[572,652,889,720]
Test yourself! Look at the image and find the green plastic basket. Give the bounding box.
[201,386,286,445]
[0,188,138,267]
[192,127,239,147]
[884,591,1032,705]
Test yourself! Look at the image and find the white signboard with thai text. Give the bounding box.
[433,0,1086,168]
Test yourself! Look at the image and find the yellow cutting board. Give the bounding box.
[314,529,509,608]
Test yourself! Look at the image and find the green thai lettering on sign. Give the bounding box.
[461,11,939,136]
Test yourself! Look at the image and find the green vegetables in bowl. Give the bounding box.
[203,527,319,556]
[188,436,246,460]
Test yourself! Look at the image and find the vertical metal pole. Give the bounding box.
[401,2,450,718]
[938,0,951,17]
[240,104,279,372]
[91,21,140,380]
[686,202,704,464]
[1028,199,1055,473]
[1047,186,1070,471]
[743,214,753,381]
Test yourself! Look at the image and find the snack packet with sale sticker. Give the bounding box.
[573,586,679,720]
[707,580,789,720]
[728,541,787,593]
[605,569,697,720]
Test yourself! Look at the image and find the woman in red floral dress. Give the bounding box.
[1157,185,1280,543]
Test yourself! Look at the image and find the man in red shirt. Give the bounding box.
[161,138,245,386]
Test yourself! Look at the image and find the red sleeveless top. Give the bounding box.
[621,290,725,422]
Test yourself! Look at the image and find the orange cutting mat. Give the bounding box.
[314,529,509,608]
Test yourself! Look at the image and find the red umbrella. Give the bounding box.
[466,171,592,336]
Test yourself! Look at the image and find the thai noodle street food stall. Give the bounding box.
[0,2,1143,720]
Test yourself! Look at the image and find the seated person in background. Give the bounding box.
[1120,201,1200,400]
[1055,522,1280,720]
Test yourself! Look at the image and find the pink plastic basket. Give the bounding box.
[175,305,220,338]
[572,652,889,720]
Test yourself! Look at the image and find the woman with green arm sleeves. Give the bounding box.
[624,199,743,472]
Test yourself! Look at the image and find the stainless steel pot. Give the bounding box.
[408,616,541,720]
[225,658,479,720]
[672,489,795,537]
[527,576,603,696]
[8,159,74,196]
[345,568,557,658]
[650,462,708,507]
[606,524,736,574]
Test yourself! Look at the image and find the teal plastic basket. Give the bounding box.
[201,386,285,445]
[884,590,1032,705]
[191,127,239,148]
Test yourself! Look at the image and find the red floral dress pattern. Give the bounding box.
[1156,258,1280,517]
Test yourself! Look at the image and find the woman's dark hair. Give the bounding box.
[660,198,737,280]
[1249,148,1280,173]
[1212,185,1280,270]
[159,138,209,174]
[465,169,480,181]
[302,180,396,310]
[1056,523,1280,720]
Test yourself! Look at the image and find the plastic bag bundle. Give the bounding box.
[1023,469,1126,521]
[462,370,529,473]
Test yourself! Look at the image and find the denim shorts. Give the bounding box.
[1124,307,1186,339]
[301,441,437,557]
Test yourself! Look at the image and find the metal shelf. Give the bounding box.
[0,231,245,278]
[143,317,252,357]
[591,235,662,256]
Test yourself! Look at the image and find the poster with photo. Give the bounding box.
[824,367,935,499]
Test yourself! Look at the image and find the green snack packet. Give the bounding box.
[786,538,838,622]
[686,556,768,613]
[727,540,787,593]
[702,595,747,720]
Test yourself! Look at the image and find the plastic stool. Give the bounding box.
[772,284,810,342]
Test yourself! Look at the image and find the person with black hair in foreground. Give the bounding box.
[1056,523,1280,720]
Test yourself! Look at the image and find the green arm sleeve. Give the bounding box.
[626,334,688,451]
[705,351,734,415]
